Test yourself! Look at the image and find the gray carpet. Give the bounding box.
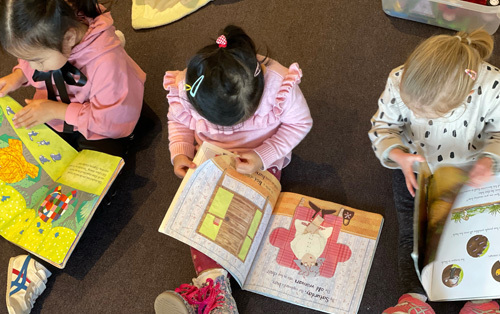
[1,0,499,313]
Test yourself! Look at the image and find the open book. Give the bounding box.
[413,163,500,301]
[0,96,123,268]
[159,142,384,313]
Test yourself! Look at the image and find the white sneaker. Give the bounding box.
[6,255,51,314]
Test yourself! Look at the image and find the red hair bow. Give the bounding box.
[216,35,227,48]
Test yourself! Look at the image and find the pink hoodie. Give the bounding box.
[164,59,313,170]
[15,12,146,140]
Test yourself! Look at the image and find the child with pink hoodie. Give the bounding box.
[0,1,145,313]
[155,25,312,314]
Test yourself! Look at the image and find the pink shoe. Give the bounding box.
[460,301,500,314]
[383,294,435,314]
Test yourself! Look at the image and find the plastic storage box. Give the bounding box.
[382,0,500,34]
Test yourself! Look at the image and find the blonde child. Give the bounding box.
[0,1,145,313]
[155,25,313,313]
[369,29,500,314]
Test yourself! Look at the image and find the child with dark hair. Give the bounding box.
[155,25,313,313]
[0,1,145,313]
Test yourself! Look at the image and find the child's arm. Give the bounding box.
[168,118,197,178]
[13,99,68,129]
[388,147,425,196]
[369,73,411,168]
[468,99,500,186]
[167,115,196,163]
[252,84,313,170]
[369,71,425,196]
[468,156,494,187]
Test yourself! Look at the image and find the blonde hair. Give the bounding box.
[400,29,493,117]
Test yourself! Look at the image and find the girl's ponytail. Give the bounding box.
[185,25,265,126]
[467,29,494,61]
[223,25,257,54]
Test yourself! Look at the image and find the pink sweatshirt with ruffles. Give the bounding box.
[164,59,313,170]
[15,12,146,140]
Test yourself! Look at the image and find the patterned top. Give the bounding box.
[369,62,500,173]
[164,58,313,170]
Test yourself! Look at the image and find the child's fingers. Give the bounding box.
[406,179,415,197]
[408,171,418,190]
[235,160,252,174]
[238,151,251,159]
[23,119,38,130]
[0,83,7,98]
[13,104,32,121]
[174,166,187,178]
[402,167,417,197]
[414,154,425,163]
[13,112,34,128]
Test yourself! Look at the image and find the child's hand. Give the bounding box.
[235,151,263,174]
[13,99,67,129]
[468,156,494,187]
[173,154,196,178]
[389,147,425,197]
[0,69,27,97]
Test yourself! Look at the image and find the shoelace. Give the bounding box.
[175,278,224,314]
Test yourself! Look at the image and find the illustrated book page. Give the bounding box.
[243,192,384,314]
[420,169,500,301]
[0,96,123,268]
[159,154,282,285]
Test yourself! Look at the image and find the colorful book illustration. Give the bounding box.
[159,142,384,314]
[0,96,124,269]
[413,164,500,301]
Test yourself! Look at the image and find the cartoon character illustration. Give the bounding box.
[27,131,39,141]
[444,266,461,287]
[38,186,77,222]
[462,210,469,221]
[50,153,61,162]
[269,200,352,278]
[39,155,51,164]
[5,106,15,116]
[492,261,500,282]
[290,202,335,273]
[37,140,50,146]
[0,138,39,183]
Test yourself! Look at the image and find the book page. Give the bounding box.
[244,192,383,314]
[159,155,282,284]
[160,142,237,225]
[0,97,123,268]
[426,173,500,301]
[57,150,123,195]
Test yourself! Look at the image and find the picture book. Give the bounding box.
[412,164,500,301]
[159,142,384,314]
[0,96,124,269]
